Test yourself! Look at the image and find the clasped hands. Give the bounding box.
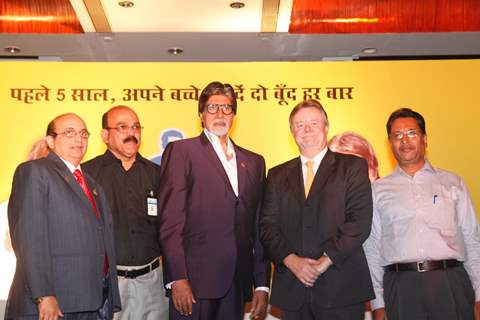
[283,253,333,287]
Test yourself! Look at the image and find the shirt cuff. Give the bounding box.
[370,297,385,311]
[165,281,175,290]
[255,286,270,293]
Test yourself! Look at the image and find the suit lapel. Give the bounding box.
[198,133,236,196]
[234,144,248,198]
[307,150,336,200]
[47,153,99,222]
[286,157,305,205]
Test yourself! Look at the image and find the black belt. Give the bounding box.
[385,259,462,273]
[117,258,160,279]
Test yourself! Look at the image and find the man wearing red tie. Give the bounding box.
[5,113,120,320]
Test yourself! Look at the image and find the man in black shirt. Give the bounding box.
[83,105,168,319]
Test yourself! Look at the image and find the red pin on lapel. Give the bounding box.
[240,162,246,168]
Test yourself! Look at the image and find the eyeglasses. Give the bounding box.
[51,128,90,139]
[390,129,419,141]
[106,124,143,133]
[206,104,233,115]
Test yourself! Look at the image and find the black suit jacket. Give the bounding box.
[260,150,374,310]
[158,133,271,301]
[6,152,121,318]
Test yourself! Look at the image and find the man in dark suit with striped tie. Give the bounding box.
[5,113,120,320]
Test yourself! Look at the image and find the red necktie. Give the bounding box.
[73,169,108,275]
[73,169,99,219]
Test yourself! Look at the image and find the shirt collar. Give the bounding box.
[394,158,436,177]
[59,157,81,174]
[203,128,235,156]
[300,146,328,166]
[103,149,145,167]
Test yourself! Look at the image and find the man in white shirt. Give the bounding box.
[260,99,374,320]
[365,107,480,320]
[158,82,270,320]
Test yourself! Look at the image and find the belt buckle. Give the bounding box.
[416,261,427,272]
[123,269,135,278]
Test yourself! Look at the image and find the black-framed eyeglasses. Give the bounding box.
[206,104,233,115]
[106,124,143,134]
[51,128,90,139]
[390,129,419,141]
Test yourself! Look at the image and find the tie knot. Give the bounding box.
[73,169,83,181]
[306,160,314,170]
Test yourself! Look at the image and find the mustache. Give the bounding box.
[123,136,138,144]
[399,145,414,152]
[213,119,227,126]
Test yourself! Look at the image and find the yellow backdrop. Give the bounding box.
[1,60,479,210]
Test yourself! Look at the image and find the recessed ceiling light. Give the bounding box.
[103,36,114,42]
[230,2,245,9]
[118,1,134,8]
[361,47,377,54]
[168,48,183,55]
[4,46,21,53]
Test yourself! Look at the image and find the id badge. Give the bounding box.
[147,197,158,216]
[146,190,158,217]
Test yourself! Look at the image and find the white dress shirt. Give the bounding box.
[364,160,480,310]
[204,129,238,196]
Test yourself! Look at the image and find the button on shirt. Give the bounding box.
[364,160,480,310]
[83,150,161,266]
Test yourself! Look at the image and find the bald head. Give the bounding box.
[101,105,142,163]
[102,105,138,129]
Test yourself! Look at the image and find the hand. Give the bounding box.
[283,254,321,287]
[249,291,268,319]
[315,255,333,275]
[171,279,196,316]
[474,301,480,320]
[372,307,387,320]
[37,296,63,320]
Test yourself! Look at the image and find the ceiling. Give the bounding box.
[0,0,479,62]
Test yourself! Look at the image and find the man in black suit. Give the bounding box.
[6,113,120,320]
[260,100,374,320]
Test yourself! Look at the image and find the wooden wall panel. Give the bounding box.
[0,0,83,33]
[289,0,480,33]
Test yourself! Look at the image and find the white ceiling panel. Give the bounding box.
[100,0,263,32]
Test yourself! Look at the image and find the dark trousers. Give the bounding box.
[384,266,475,320]
[282,289,364,320]
[169,275,244,320]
